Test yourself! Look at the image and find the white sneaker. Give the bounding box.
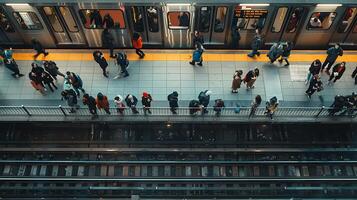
[304,80,308,85]
[113,75,120,79]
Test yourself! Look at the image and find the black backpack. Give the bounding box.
[116,52,129,67]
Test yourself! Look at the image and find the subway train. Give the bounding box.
[0,1,356,50]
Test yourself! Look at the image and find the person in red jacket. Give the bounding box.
[96,92,110,114]
[132,32,145,58]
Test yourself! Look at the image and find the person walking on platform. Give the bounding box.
[328,62,346,85]
[101,28,115,58]
[42,71,57,92]
[83,93,97,117]
[198,90,212,114]
[66,71,85,97]
[243,68,259,89]
[29,72,45,94]
[193,31,204,47]
[247,29,262,58]
[114,95,126,115]
[132,32,145,58]
[322,43,343,75]
[352,66,357,85]
[93,50,109,78]
[231,70,243,93]
[167,91,179,114]
[249,95,262,118]
[96,92,110,115]
[189,99,201,116]
[278,42,293,66]
[142,91,153,115]
[305,59,321,84]
[189,43,204,66]
[305,74,323,99]
[114,52,129,79]
[267,43,283,64]
[213,99,225,117]
[32,38,49,60]
[43,60,65,80]
[3,57,24,78]
[125,94,139,114]
[61,89,79,113]
[265,96,279,119]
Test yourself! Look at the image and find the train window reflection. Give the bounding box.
[147,6,159,32]
[168,12,190,29]
[59,7,78,32]
[131,7,144,32]
[13,12,43,30]
[0,7,15,32]
[214,7,227,32]
[337,8,357,33]
[232,8,268,30]
[286,7,304,33]
[42,7,63,33]
[79,9,125,29]
[307,12,336,30]
[199,7,211,32]
[271,7,288,33]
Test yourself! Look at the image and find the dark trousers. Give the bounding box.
[103,107,111,114]
[46,82,57,92]
[89,106,97,115]
[108,45,114,57]
[248,49,260,57]
[135,48,145,57]
[278,57,290,65]
[34,49,48,59]
[131,106,139,114]
[355,76,357,85]
[101,67,108,77]
[328,74,339,82]
[170,106,177,114]
[322,59,335,71]
[305,87,316,97]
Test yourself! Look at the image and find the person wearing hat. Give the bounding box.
[142,91,153,115]
[114,95,126,115]
[167,91,179,114]
[198,90,212,114]
[125,94,139,114]
[96,92,110,114]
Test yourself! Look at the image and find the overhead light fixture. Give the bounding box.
[167,3,191,6]
[5,3,29,6]
[239,4,270,7]
[316,4,342,7]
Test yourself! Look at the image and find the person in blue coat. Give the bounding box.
[189,43,204,66]
[322,43,343,75]
[247,29,262,58]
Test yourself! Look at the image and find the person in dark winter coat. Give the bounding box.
[352,66,357,85]
[42,72,57,92]
[102,14,114,29]
[267,42,284,63]
[29,72,45,94]
[189,99,201,115]
[243,68,259,89]
[93,51,109,77]
[213,99,225,116]
[249,95,262,118]
[247,29,262,57]
[265,96,279,119]
[198,90,212,114]
[167,91,179,114]
[189,43,204,66]
[43,60,65,80]
[114,52,129,79]
[305,59,321,84]
[90,9,102,28]
[125,94,139,114]
[66,71,85,96]
[231,70,243,93]
[101,28,115,58]
[142,91,153,115]
[278,42,293,66]
[329,95,346,116]
[82,93,97,116]
[322,44,343,74]
[231,27,241,49]
[3,58,24,78]
[305,74,323,99]
[31,38,48,60]
[328,62,346,84]
[61,89,79,113]
[31,62,45,77]
[193,31,204,47]
[96,92,110,114]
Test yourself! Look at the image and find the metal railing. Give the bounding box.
[0,105,355,119]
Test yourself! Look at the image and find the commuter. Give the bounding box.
[1,47,13,60]
[178,12,189,27]
[167,91,179,114]
[328,62,346,85]
[147,7,159,32]
[61,89,79,113]
[82,93,97,117]
[243,68,259,89]
[63,77,72,91]
[43,60,65,80]
[102,14,114,29]
[114,95,126,115]
[3,58,24,78]
[267,42,284,64]
[31,38,49,60]
[96,92,110,115]
[247,29,262,58]
[89,9,102,28]
[231,70,243,93]
[29,72,45,94]
[265,96,279,119]
[352,66,357,85]
[93,50,109,78]
[198,90,212,114]
[42,71,58,92]
[342,92,356,116]
[278,42,293,66]
[189,43,204,66]
[189,99,201,116]
[322,43,343,75]
[305,74,323,99]
[309,17,322,28]
[66,71,85,97]
[305,59,322,84]
[132,32,145,58]
[249,95,262,118]
[329,95,346,116]
[213,99,225,116]
[193,31,204,47]
[231,27,241,49]
[141,91,153,115]
[114,52,129,79]
[101,28,115,58]
[125,94,139,114]
[31,62,45,77]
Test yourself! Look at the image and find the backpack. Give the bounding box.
[116,52,129,67]
[198,91,206,101]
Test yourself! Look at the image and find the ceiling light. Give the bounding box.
[239,4,270,7]
[5,3,29,6]
[316,4,342,7]
[167,3,191,6]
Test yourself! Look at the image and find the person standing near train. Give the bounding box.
[132,32,145,58]
[352,66,357,85]
[93,50,109,78]
[322,43,343,75]
[278,42,293,66]
[247,29,262,58]
[193,31,204,47]
[32,38,49,60]
[101,28,115,58]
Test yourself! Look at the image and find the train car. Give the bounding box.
[0,1,356,49]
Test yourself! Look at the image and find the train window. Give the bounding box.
[271,7,288,33]
[337,8,357,33]
[214,7,227,32]
[286,7,304,33]
[13,12,43,30]
[147,6,159,32]
[79,9,125,29]
[131,6,144,32]
[42,7,63,33]
[199,7,211,32]
[0,7,15,32]
[307,12,337,30]
[59,7,79,32]
[168,12,190,29]
[232,8,268,30]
